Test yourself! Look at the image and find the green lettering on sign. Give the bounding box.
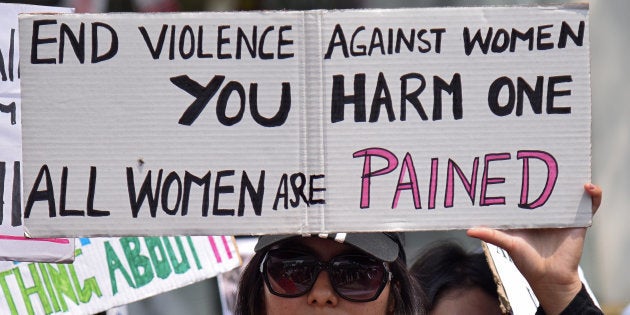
[164,237,190,274]
[0,269,19,315]
[185,236,203,270]
[105,241,136,295]
[14,264,52,315]
[145,237,172,279]
[44,263,77,311]
[68,264,102,302]
[121,237,154,288]
[37,264,61,312]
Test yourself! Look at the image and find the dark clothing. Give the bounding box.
[535,284,603,315]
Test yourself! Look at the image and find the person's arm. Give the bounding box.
[534,284,602,315]
[468,183,602,315]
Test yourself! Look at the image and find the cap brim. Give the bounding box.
[254,233,400,262]
[254,234,297,252]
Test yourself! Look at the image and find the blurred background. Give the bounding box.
[4,0,628,313]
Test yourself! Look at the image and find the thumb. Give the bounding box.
[467,227,515,252]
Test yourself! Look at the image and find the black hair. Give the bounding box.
[410,241,498,311]
[235,251,266,315]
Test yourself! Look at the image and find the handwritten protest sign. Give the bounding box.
[19,6,592,237]
[0,236,240,315]
[0,3,75,261]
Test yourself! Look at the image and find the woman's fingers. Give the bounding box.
[466,227,514,252]
[584,183,602,215]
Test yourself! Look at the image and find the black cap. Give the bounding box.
[254,232,404,263]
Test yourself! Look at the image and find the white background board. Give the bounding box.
[19,7,592,237]
[0,3,75,262]
[0,236,240,315]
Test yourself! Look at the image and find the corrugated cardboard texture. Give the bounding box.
[19,7,591,237]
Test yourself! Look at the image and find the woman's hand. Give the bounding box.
[467,183,602,315]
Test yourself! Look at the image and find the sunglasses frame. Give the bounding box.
[260,248,393,302]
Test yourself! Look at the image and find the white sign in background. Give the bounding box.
[0,236,240,315]
[19,7,592,237]
[0,3,75,262]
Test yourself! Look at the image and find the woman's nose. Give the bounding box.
[307,271,339,306]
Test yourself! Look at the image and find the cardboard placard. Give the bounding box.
[19,6,591,237]
[0,236,240,315]
[0,3,75,262]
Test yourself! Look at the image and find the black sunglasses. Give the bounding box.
[260,248,392,302]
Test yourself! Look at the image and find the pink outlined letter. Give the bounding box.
[480,153,510,206]
[445,157,479,208]
[428,158,439,209]
[392,153,421,209]
[207,235,234,263]
[517,150,558,209]
[353,148,398,208]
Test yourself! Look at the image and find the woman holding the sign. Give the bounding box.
[234,232,424,315]
[235,184,602,314]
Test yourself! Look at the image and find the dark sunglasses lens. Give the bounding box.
[266,251,317,296]
[331,256,386,301]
